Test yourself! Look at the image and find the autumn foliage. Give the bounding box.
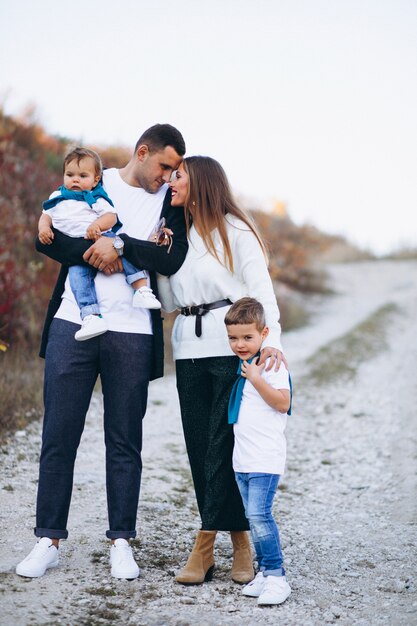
[0,107,348,434]
[0,108,130,353]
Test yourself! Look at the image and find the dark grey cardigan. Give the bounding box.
[36,190,187,381]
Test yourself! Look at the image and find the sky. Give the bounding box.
[1,0,416,255]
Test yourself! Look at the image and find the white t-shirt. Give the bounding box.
[43,194,116,238]
[55,168,168,334]
[169,215,283,360]
[233,361,290,475]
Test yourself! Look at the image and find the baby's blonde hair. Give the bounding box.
[63,147,102,178]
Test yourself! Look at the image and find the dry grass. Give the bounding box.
[0,280,313,440]
[304,302,399,386]
[0,349,44,439]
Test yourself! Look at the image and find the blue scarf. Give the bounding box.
[42,183,122,232]
[228,354,293,424]
[43,183,115,211]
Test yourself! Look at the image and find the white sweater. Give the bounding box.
[169,215,283,360]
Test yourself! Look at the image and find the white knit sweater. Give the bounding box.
[168,215,283,361]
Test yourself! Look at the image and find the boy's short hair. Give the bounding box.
[63,147,103,177]
[224,297,266,332]
[134,124,186,156]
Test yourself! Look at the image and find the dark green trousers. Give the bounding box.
[176,356,249,531]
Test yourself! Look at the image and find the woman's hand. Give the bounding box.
[102,258,124,276]
[258,348,287,372]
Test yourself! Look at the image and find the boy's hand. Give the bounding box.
[85,224,102,241]
[38,227,54,245]
[241,357,265,383]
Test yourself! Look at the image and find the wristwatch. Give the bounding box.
[113,236,124,256]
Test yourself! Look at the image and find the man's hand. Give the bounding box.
[38,227,54,245]
[241,357,264,383]
[258,347,287,372]
[83,236,118,270]
[102,258,124,276]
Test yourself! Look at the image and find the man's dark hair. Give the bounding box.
[134,124,186,156]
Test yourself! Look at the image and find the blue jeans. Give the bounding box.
[35,318,152,539]
[68,232,147,320]
[235,472,285,576]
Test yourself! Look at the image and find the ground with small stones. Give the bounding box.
[1,260,416,626]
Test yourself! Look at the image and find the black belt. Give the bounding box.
[180,299,232,337]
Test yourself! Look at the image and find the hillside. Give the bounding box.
[0,107,366,435]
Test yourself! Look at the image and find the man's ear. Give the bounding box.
[136,144,149,162]
[261,326,269,341]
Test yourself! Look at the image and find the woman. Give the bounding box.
[168,156,284,585]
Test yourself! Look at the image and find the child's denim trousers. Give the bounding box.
[68,259,146,320]
[235,472,285,576]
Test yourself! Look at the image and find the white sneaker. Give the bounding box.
[110,539,140,579]
[257,575,291,605]
[16,538,59,578]
[242,571,265,597]
[132,287,161,310]
[74,315,107,341]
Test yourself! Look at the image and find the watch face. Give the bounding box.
[114,237,123,249]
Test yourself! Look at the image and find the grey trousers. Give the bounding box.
[176,356,249,531]
[36,318,152,539]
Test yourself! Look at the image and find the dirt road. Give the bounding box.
[1,260,416,626]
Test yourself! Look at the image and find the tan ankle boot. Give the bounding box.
[175,530,216,585]
[230,531,254,584]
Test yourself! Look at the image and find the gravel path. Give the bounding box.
[0,260,416,626]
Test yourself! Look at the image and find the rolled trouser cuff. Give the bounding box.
[80,304,101,320]
[34,527,68,540]
[106,530,137,540]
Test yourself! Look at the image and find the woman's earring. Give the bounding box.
[192,201,196,207]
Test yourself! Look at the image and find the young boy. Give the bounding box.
[38,147,161,341]
[225,297,292,606]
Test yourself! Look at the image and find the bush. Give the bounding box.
[0,107,363,437]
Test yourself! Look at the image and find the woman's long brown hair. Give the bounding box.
[183,156,267,273]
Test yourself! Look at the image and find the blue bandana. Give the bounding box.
[228,355,293,424]
[43,183,115,210]
[42,183,122,232]
[228,354,260,424]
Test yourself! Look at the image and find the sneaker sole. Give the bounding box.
[242,588,263,597]
[74,329,108,341]
[110,569,140,580]
[16,560,59,578]
[257,589,291,605]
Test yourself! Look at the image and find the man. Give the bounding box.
[16,124,187,580]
